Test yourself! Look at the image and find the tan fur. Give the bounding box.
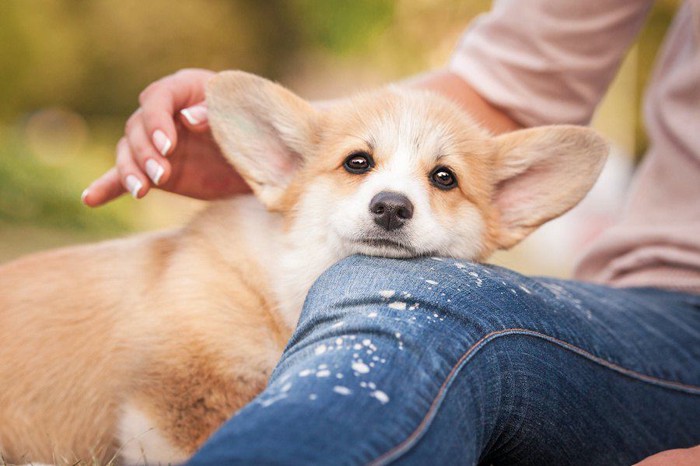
[0,71,607,465]
[0,202,288,464]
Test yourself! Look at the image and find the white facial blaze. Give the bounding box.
[329,148,451,257]
[324,102,485,259]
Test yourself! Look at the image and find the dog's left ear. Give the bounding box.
[206,71,317,209]
[491,125,608,249]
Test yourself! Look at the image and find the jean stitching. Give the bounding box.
[368,327,700,466]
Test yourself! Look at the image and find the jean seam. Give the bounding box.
[368,327,700,466]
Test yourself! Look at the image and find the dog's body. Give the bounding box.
[0,197,299,464]
[0,196,329,464]
[0,72,607,465]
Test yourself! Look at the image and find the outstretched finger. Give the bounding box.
[81,167,126,207]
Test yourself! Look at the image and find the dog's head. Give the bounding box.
[206,71,607,260]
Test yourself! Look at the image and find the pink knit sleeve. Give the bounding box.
[450,1,654,126]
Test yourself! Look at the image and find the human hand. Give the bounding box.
[82,68,249,207]
[633,444,700,465]
[83,68,522,207]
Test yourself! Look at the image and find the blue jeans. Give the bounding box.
[188,256,700,465]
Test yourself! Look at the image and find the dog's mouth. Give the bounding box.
[354,237,419,255]
[336,228,436,258]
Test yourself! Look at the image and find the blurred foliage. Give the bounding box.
[290,0,394,55]
[0,0,300,119]
[0,0,404,121]
[0,126,131,232]
[0,0,681,260]
[0,0,488,122]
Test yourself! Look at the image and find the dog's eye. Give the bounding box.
[430,166,457,190]
[343,152,374,174]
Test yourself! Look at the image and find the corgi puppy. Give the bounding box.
[0,71,607,465]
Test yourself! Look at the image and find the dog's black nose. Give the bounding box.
[369,191,414,231]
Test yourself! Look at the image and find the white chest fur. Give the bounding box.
[117,402,189,466]
[234,196,345,329]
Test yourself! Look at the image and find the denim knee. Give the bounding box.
[294,255,698,391]
[278,255,584,464]
[292,254,562,355]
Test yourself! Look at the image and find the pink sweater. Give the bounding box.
[450,0,700,294]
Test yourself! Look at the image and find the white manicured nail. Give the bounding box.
[81,189,89,204]
[152,129,172,156]
[125,175,143,199]
[145,159,165,185]
[180,105,208,125]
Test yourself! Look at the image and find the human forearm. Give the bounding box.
[401,69,523,134]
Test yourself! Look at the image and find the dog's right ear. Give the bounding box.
[206,71,317,209]
[490,125,608,249]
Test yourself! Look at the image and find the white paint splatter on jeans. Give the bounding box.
[352,361,370,374]
[333,386,352,396]
[388,301,407,310]
[258,393,288,408]
[371,390,390,404]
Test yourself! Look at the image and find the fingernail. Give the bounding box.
[81,188,90,204]
[152,129,172,156]
[145,159,165,186]
[180,105,208,126]
[125,175,143,199]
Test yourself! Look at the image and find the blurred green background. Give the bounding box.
[0,0,680,274]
